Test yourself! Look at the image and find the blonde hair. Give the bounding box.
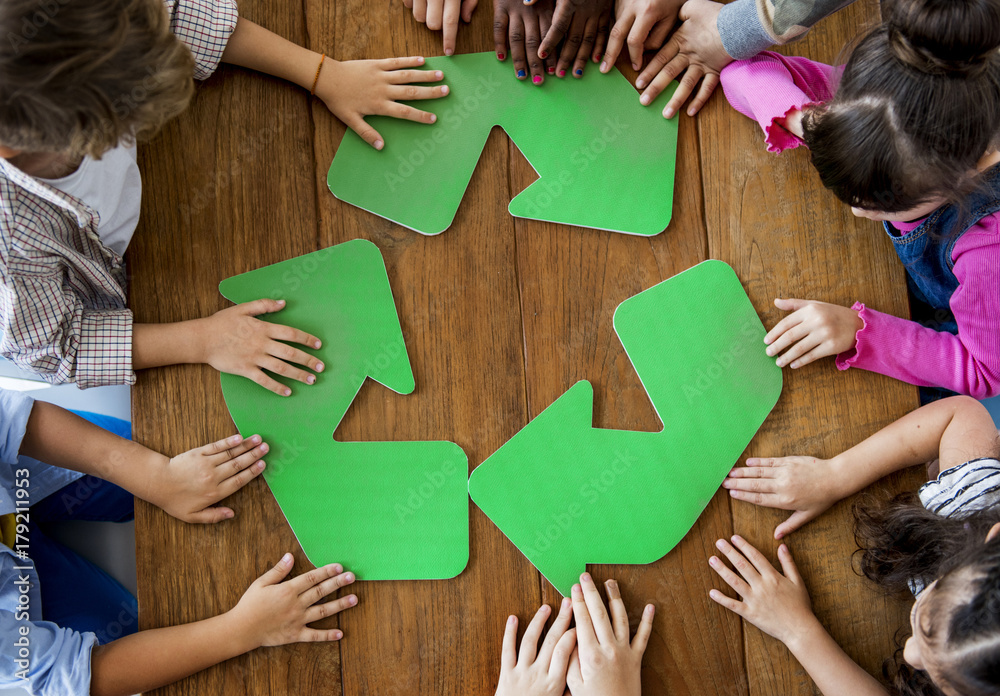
[0,0,195,158]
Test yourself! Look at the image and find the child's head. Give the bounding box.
[0,0,195,159]
[856,494,1000,696]
[801,0,1000,220]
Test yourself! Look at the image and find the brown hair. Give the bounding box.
[854,491,1000,696]
[801,0,1000,213]
[0,0,195,158]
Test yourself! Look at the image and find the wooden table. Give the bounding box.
[131,1,923,693]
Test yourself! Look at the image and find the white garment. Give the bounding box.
[38,143,142,256]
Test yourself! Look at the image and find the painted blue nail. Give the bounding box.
[575,69,583,76]
[517,69,526,78]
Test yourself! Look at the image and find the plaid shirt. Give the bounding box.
[0,0,237,389]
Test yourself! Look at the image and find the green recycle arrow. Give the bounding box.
[328,52,678,236]
[220,239,469,580]
[468,261,782,595]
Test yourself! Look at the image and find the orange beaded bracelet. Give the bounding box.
[310,54,326,95]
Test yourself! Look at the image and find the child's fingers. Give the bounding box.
[730,535,778,578]
[775,510,816,540]
[412,0,428,22]
[627,12,659,70]
[461,0,478,23]
[555,14,586,76]
[579,572,616,644]
[639,62,678,109]
[388,84,450,101]
[219,459,266,498]
[203,432,255,458]
[727,462,778,478]
[346,116,385,151]
[777,544,805,585]
[537,597,573,666]
[266,328,322,362]
[524,15,546,83]
[388,69,444,84]
[685,72,719,116]
[255,552,295,587]
[565,646,583,690]
[593,11,610,63]
[442,0,460,54]
[722,475,777,495]
[645,17,672,50]
[708,588,746,616]
[304,593,358,623]
[774,297,809,311]
[186,506,235,525]
[764,311,805,346]
[403,0,414,9]
[604,579,631,642]
[298,627,344,643]
[636,37,678,89]
[572,15,599,77]
[764,322,810,357]
[774,335,822,368]
[787,344,831,369]
[602,11,635,71]
[266,322,322,352]
[570,582,598,651]
[216,440,267,475]
[500,615,518,671]
[248,368,293,397]
[377,56,427,71]
[261,356,316,387]
[300,568,356,606]
[630,604,655,656]
[708,554,751,596]
[509,15,529,79]
[665,64,705,118]
[715,538,762,585]
[382,102,438,124]
[518,604,551,666]
[242,297,286,317]
[425,0,444,29]
[538,2,573,59]
[494,8,510,61]
[548,627,577,678]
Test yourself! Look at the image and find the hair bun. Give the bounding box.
[882,0,1000,75]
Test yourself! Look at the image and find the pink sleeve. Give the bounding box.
[719,52,841,153]
[836,215,1000,398]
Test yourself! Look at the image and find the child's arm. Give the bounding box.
[132,298,324,397]
[401,0,479,56]
[21,400,268,524]
[724,396,999,538]
[219,18,449,150]
[709,536,890,696]
[90,554,356,696]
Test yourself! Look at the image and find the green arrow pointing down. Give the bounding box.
[468,261,782,595]
[219,239,469,580]
[327,52,678,236]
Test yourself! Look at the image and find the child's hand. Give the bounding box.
[401,0,478,56]
[147,434,269,524]
[232,553,357,648]
[635,0,730,118]
[724,457,845,539]
[314,57,449,150]
[602,0,684,72]
[495,599,577,696]
[198,299,323,397]
[765,298,863,369]
[494,0,555,84]
[527,0,613,78]
[565,574,654,696]
[708,537,818,647]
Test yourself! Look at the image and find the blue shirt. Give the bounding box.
[0,388,95,694]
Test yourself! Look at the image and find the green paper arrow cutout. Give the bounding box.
[328,52,678,236]
[468,261,782,595]
[219,239,469,580]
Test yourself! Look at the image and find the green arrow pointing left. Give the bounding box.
[219,239,469,579]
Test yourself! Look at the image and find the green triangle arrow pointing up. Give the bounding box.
[468,261,782,595]
[328,52,678,236]
[220,239,469,580]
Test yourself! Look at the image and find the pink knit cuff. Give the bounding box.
[763,102,816,154]
[835,301,868,370]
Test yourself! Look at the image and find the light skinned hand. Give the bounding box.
[197,299,323,397]
[495,598,577,696]
[314,56,449,150]
[524,0,613,78]
[494,0,555,84]
[401,0,479,56]
[146,433,269,524]
[764,298,863,369]
[565,574,654,696]
[708,537,819,646]
[601,0,685,73]
[723,457,846,539]
[635,0,730,117]
[231,554,357,648]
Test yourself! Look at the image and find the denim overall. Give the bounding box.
[883,162,1000,401]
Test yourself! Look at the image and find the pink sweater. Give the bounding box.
[720,53,1000,398]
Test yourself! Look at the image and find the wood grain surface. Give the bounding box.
[131,0,923,694]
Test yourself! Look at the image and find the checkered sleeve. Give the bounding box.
[0,276,136,389]
[163,0,239,81]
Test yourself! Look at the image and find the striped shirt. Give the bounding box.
[0,0,238,389]
[919,458,1000,518]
